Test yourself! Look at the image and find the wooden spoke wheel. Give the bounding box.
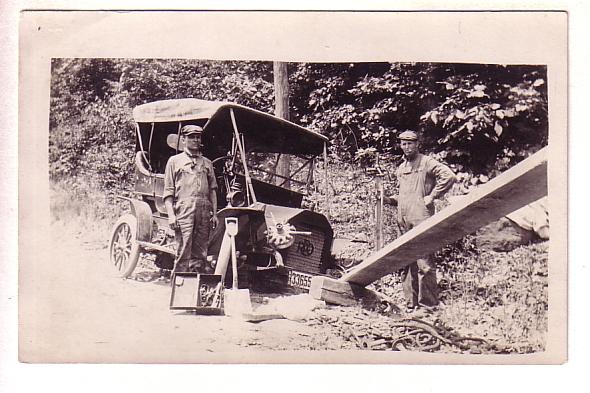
[109,214,141,278]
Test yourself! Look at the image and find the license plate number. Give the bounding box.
[287,270,313,290]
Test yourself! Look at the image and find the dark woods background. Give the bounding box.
[49,59,548,196]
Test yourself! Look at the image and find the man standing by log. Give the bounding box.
[387,130,455,311]
[164,125,219,274]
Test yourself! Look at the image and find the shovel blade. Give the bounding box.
[224,288,253,317]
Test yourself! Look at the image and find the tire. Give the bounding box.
[109,214,141,278]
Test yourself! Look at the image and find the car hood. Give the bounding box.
[217,202,332,232]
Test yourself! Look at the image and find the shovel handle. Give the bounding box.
[230,234,239,290]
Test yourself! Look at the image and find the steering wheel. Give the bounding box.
[211,155,238,204]
[212,154,239,180]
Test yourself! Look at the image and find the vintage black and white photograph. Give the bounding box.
[17,11,567,364]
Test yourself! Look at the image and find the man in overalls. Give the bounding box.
[392,130,455,310]
[163,125,219,273]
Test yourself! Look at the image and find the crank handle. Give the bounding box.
[290,231,312,236]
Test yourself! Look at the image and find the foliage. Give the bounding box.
[49,59,547,194]
[289,62,547,174]
[49,58,275,195]
[419,66,547,173]
[50,58,121,128]
[49,88,136,194]
[118,59,274,110]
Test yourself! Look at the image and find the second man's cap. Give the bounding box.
[398,130,418,141]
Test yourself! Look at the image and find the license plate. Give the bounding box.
[287,270,314,290]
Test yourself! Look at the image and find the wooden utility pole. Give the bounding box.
[273,61,291,189]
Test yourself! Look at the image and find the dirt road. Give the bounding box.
[21,218,534,362]
[19,221,351,363]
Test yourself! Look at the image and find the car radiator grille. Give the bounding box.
[284,224,325,274]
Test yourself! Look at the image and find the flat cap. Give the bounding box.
[398,130,418,141]
[181,125,203,136]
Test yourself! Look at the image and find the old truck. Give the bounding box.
[109,98,336,291]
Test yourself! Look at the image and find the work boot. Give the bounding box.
[417,303,438,314]
[405,302,418,314]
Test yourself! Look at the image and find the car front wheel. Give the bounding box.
[109,214,141,278]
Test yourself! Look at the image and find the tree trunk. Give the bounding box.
[273,61,291,189]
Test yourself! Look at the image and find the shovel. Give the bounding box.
[223,217,253,317]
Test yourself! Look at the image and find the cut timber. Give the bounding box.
[310,276,399,310]
[333,147,548,291]
[309,276,367,306]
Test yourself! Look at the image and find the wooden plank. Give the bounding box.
[312,289,359,307]
[309,276,366,306]
[310,276,398,308]
[340,147,548,287]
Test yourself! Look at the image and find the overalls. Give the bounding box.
[396,154,455,307]
[164,152,217,272]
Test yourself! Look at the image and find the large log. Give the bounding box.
[338,147,548,287]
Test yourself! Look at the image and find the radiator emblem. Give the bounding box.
[296,239,315,256]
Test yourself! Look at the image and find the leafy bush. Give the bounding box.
[49,91,136,195]
[420,67,547,173]
[290,62,547,173]
[49,59,548,193]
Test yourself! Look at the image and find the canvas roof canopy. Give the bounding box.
[133,98,328,158]
[133,98,225,123]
